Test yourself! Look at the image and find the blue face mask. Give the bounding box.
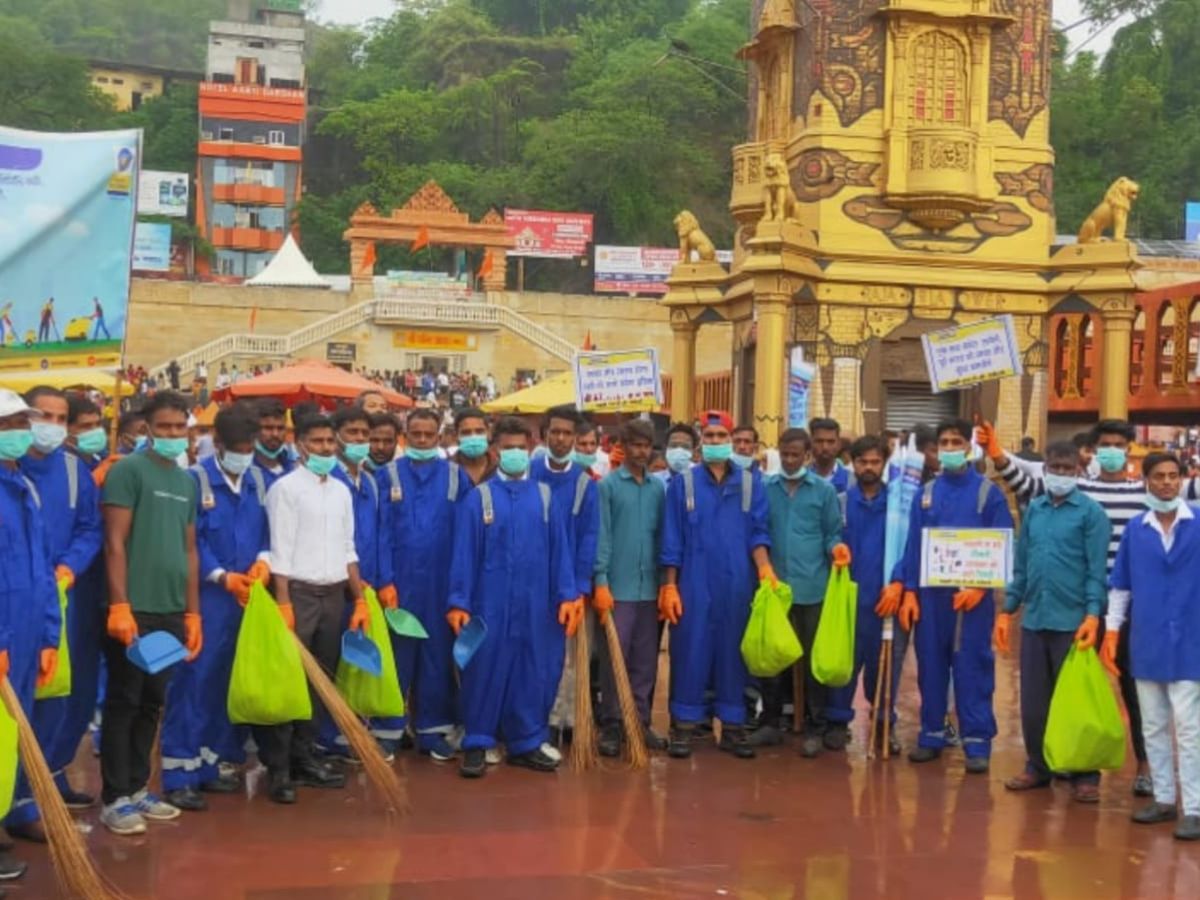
[665,447,692,473]
[1097,446,1127,473]
[341,441,370,465]
[256,439,284,459]
[938,449,967,471]
[31,422,66,454]
[220,450,254,476]
[76,427,108,455]
[782,465,808,481]
[499,447,530,476]
[702,442,733,464]
[406,446,439,462]
[1044,473,1077,498]
[134,435,149,452]
[0,429,34,461]
[731,452,754,470]
[305,453,337,477]
[573,451,597,469]
[152,436,187,460]
[458,435,488,459]
[1146,492,1181,514]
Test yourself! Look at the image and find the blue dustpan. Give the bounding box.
[453,617,488,670]
[126,631,187,675]
[341,629,382,677]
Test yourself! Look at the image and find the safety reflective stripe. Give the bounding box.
[364,470,379,504]
[539,483,551,522]
[479,481,550,525]
[683,468,695,512]
[22,474,41,509]
[248,467,266,504]
[195,464,266,507]
[64,451,78,510]
[572,470,589,516]
[448,462,460,502]
[741,470,753,513]
[921,478,993,515]
[682,467,751,513]
[386,461,402,502]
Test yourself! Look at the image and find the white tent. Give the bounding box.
[246,234,331,289]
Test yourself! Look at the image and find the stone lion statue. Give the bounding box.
[673,210,716,262]
[761,152,800,223]
[1077,176,1140,243]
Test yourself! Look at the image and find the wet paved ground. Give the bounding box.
[7,642,1199,899]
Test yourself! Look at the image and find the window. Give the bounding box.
[269,78,301,89]
[268,130,285,146]
[219,127,234,141]
[95,76,109,84]
[908,31,966,125]
[141,81,154,90]
[212,72,234,84]
[249,40,265,49]
[112,78,125,85]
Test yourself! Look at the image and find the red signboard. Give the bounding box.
[504,209,594,259]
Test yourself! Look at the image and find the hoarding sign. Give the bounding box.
[593,245,732,294]
[574,348,661,412]
[921,314,1023,393]
[326,341,357,364]
[132,222,171,272]
[505,209,594,258]
[920,528,1015,589]
[137,170,189,217]
[393,330,478,351]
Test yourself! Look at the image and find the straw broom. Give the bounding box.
[602,616,648,769]
[0,677,130,900]
[291,637,409,814]
[569,621,598,772]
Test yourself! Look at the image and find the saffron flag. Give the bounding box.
[477,249,494,280]
[248,306,258,333]
[582,331,594,351]
[410,225,430,253]
[359,241,377,273]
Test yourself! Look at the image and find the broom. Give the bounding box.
[569,620,598,771]
[0,678,130,900]
[602,616,648,769]
[291,637,409,814]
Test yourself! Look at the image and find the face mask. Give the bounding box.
[0,429,34,461]
[1044,473,1077,498]
[256,439,284,459]
[1146,492,1182,514]
[1096,446,1127,473]
[499,448,530,476]
[407,446,439,462]
[220,450,254,476]
[305,453,337,477]
[152,436,188,460]
[549,450,573,467]
[31,422,66,454]
[938,449,967,471]
[341,441,370,465]
[666,447,692,473]
[701,442,733,464]
[134,435,149,451]
[731,452,754,470]
[782,465,808,481]
[573,451,597,468]
[76,427,108,455]
[459,435,488,459]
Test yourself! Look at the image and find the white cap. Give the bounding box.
[0,388,42,420]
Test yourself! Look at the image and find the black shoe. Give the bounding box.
[1133,773,1154,797]
[1132,802,1178,825]
[460,748,487,779]
[965,757,990,775]
[549,725,573,747]
[643,727,668,752]
[6,821,45,844]
[823,726,849,752]
[291,760,346,789]
[59,786,96,809]
[397,732,415,751]
[508,748,560,773]
[598,725,621,758]
[668,726,694,759]
[267,771,296,805]
[0,851,26,882]
[200,773,240,794]
[746,725,783,748]
[1174,815,1200,841]
[165,788,208,811]
[718,728,756,759]
[908,746,942,764]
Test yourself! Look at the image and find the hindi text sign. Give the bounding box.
[921,315,1023,393]
[574,349,661,413]
[920,528,1014,589]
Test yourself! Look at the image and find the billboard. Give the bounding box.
[505,209,594,258]
[1187,202,1200,242]
[132,222,172,272]
[574,348,662,412]
[593,245,732,294]
[137,170,189,217]
[0,125,139,374]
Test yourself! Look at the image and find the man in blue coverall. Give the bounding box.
[895,418,1014,773]
[161,403,271,811]
[448,416,577,779]
[251,398,295,491]
[660,409,772,760]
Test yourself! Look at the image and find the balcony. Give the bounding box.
[730,140,786,226]
[211,227,286,252]
[212,182,286,205]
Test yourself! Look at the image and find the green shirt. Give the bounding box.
[102,452,196,614]
[594,466,664,602]
[765,471,842,605]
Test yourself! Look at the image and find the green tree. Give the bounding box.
[0,33,115,131]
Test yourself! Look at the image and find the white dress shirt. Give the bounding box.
[1106,503,1194,631]
[266,465,358,585]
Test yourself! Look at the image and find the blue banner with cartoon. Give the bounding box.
[0,125,140,375]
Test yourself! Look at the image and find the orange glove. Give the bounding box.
[55,564,75,591]
[348,598,369,633]
[876,581,903,618]
[974,420,1003,461]
[277,602,296,632]
[592,585,615,625]
[1100,629,1120,677]
[184,612,203,662]
[993,612,1013,653]
[1075,614,1100,651]
[107,602,138,646]
[36,648,58,688]
[658,584,682,625]
[899,591,920,632]
[609,444,625,467]
[0,649,8,683]
[224,572,254,605]
[447,608,471,636]
[831,543,851,570]
[247,559,271,586]
[558,597,585,637]
[758,563,779,587]
[952,588,986,612]
[378,585,399,610]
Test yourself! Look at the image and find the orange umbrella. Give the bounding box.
[226,359,413,409]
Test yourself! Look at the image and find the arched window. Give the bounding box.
[909,31,967,125]
[1130,307,1146,393]
[1081,315,1095,397]
[1053,317,1070,398]
[1158,301,1176,389]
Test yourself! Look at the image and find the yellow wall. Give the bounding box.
[89,66,166,111]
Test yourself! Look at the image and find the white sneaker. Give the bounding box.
[101,798,147,836]
[540,742,563,763]
[131,789,181,822]
[485,747,502,766]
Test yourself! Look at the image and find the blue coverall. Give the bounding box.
[900,467,1013,758]
[448,476,574,755]
[660,464,769,727]
[161,457,269,792]
[252,454,294,492]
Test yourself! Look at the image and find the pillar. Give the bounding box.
[752,293,788,447]
[1099,302,1136,420]
[349,239,373,300]
[670,319,697,423]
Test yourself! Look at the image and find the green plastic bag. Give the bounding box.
[1044,646,1127,772]
[335,588,405,718]
[227,582,312,725]
[0,702,15,820]
[811,568,858,687]
[741,580,802,677]
[35,580,72,700]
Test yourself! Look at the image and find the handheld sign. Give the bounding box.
[920,528,1015,589]
[574,349,661,413]
[921,315,1023,393]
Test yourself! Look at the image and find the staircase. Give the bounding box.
[150,295,577,377]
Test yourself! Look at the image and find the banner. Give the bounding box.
[574,348,661,412]
[326,341,357,364]
[1187,202,1200,242]
[594,245,732,294]
[505,209,593,258]
[0,125,139,374]
[920,528,1015,589]
[137,170,189,217]
[132,222,171,272]
[393,329,478,352]
[788,347,815,428]
[920,314,1023,393]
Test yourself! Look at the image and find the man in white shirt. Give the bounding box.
[257,414,368,804]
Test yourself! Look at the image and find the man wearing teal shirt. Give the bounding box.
[759,428,847,756]
[593,420,665,757]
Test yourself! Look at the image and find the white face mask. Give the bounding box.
[31,422,67,454]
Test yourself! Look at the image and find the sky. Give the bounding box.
[314,0,1129,57]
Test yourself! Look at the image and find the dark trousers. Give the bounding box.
[1116,622,1146,763]
[255,580,346,774]
[762,605,826,736]
[100,611,183,805]
[1020,629,1099,784]
[600,602,660,728]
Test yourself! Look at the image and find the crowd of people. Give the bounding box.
[1,384,1199,892]
[354,368,501,407]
